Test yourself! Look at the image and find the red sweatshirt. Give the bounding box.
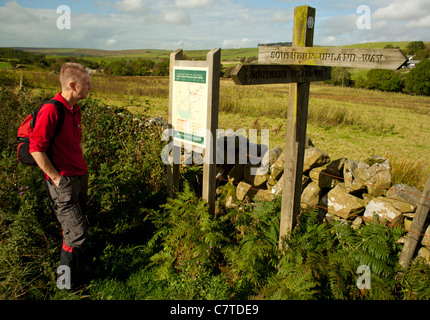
[29,92,87,177]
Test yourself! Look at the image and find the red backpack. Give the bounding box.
[17,99,66,166]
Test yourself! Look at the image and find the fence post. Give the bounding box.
[167,49,182,199]
[399,174,430,270]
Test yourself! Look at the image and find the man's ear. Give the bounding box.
[69,81,77,92]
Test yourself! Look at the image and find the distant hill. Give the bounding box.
[9,41,429,63]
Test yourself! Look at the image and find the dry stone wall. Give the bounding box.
[213,133,430,264]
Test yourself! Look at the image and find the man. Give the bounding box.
[30,62,92,288]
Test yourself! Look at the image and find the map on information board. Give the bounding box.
[172,66,209,149]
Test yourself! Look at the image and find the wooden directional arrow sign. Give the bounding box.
[258,46,408,70]
[231,64,331,85]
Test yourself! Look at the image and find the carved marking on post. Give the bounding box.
[231,64,331,85]
[258,46,407,70]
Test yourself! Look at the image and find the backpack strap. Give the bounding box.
[30,99,66,138]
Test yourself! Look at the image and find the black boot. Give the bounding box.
[58,247,86,289]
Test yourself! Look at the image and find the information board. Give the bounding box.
[172,66,209,149]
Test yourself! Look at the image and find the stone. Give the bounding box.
[327,184,365,220]
[326,158,347,176]
[309,167,324,183]
[255,189,275,202]
[343,158,391,196]
[236,181,257,201]
[319,170,342,189]
[362,193,375,206]
[217,182,240,210]
[271,175,283,196]
[366,158,391,196]
[267,147,283,167]
[301,182,321,209]
[363,198,403,226]
[228,164,245,184]
[386,184,422,207]
[422,226,430,249]
[243,164,269,187]
[403,215,413,231]
[417,247,430,263]
[384,197,416,213]
[352,216,363,229]
[343,160,369,192]
[303,146,331,172]
[270,149,286,181]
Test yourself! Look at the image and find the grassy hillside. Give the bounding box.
[17,47,259,63]
[20,40,427,62]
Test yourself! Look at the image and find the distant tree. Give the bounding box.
[365,69,404,92]
[406,41,425,56]
[153,59,169,76]
[330,67,352,87]
[414,50,430,60]
[405,59,430,96]
[130,58,155,76]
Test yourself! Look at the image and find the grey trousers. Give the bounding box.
[45,172,89,250]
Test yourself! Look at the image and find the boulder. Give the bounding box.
[384,197,416,213]
[266,147,283,168]
[270,149,286,181]
[326,158,347,176]
[309,167,342,189]
[343,157,391,196]
[271,175,283,196]
[301,182,321,209]
[366,157,391,196]
[309,167,324,183]
[255,189,275,202]
[236,180,257,201]
[217,182,240,210]
[352,216,363,229]
[303,146,331,172]
[244,163,269,187]
[363,198,403,226]
[422,226,430,249]
[327,184,365,220]
[403,214,414,231]
[343,160,369,192]
[417,247,430,263]
[386,184,422,207]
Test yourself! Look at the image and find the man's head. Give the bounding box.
[60,62,92,101]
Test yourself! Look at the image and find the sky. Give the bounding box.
[0,0,429,50]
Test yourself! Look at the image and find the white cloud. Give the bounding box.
[106,38,117,46]
[174,0,213,9]
[373,0,430,20]
[161,9,191,25]
[114,0,150,15]
[222,38,255,48]
[406,15,430,28]
[267,11,291,23]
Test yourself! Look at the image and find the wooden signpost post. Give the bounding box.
[231,5,408,250]
[168,48,221,215]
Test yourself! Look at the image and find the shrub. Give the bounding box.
[405,59,430,96]
[364,69,404,92]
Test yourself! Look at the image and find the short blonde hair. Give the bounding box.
[60,62,91,90]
